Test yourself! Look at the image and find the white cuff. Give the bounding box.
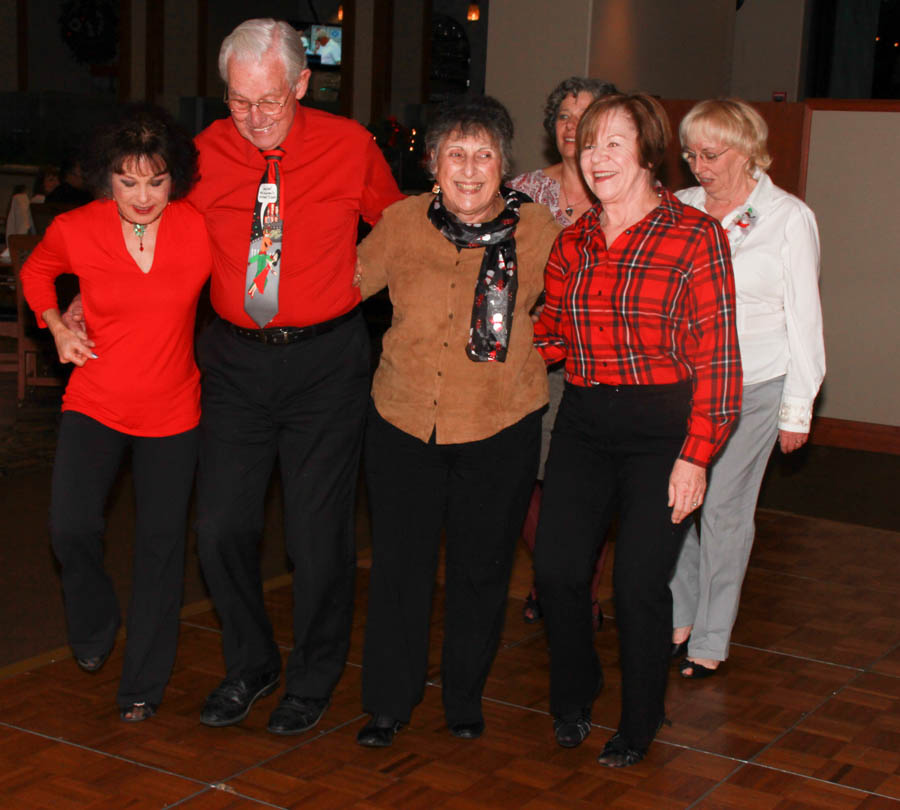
[778,396,813,432]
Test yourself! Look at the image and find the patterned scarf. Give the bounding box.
[427,186,529,362]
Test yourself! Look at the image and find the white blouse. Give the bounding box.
[677,172,825,433]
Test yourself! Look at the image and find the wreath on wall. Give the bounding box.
[59,0,119,65]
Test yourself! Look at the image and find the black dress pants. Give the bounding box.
[361,403,541,726]
[534,381,692,752]
[50,411,199,709]
[195,315,369,697]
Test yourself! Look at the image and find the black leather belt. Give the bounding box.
[227,306,359,345]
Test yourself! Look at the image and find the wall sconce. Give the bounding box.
[337,5,344,22]
[466,2,480,22]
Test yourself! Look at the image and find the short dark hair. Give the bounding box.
[84,103,199,200]
[425,95,514,178]
[542,76,619,141]
[577,92,670,178]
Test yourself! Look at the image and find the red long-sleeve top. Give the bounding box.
[533,189,743,467]
[21,199,212,436]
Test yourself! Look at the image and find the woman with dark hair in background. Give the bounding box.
[21,104,212,722]
[508,75,618,629]
[533,92,742,766]
[354,96,560,748]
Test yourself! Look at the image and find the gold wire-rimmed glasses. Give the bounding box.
[681,146,731,165]
[224,91,292,117]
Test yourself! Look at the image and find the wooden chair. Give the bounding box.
[7,234,65,402]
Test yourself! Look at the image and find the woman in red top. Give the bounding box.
[532,93,742,767]
[21,105,211,722]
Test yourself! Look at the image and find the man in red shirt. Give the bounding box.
[190,18,402,734]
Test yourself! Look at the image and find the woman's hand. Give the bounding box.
[43,308,96,367]
[668,458,706,524]
[352,257,362,288]
[778,429,808,454]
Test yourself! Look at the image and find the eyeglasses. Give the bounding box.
[681,147,731,164]
[224,91,292,116]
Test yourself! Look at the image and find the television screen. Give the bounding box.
[309,25,342,66]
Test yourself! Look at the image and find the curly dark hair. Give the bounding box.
[542,76,619,142]
[84,103,199,200]
[424,95,514,178]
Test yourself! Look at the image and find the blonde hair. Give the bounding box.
[679,98,772,175]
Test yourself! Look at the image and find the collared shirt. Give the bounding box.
[189,103,403,329]
[533,188,742,467]
[359,193,561,444]
[677,173,825,432]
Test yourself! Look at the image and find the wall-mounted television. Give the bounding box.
[294,24,342,69]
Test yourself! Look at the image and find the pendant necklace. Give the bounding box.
[117,206,166,252]
[132,223,148,250]
[560,183,588,219]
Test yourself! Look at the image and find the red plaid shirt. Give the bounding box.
[534,188,742,467]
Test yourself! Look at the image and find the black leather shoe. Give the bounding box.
[449,720,485,740]
[76,648,111,673]
[199,670,280,727]
[266,694,330,735]
[357,714,403,747]
[553,709,592,748]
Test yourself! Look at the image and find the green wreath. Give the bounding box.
[59,0,118,65]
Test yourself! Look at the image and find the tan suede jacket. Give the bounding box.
[359,193,561,444]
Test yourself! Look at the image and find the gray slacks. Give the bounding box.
[670,376,783,662]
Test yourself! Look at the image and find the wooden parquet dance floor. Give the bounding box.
[1,508,899,808]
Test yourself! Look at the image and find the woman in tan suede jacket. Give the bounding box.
[355,96,560,748]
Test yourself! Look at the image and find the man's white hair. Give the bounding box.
[219,18,307,86]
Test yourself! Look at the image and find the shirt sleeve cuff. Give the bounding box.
[678,434,713,468]
[778,396,813,433]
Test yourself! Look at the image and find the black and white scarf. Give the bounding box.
[427,186,529,362]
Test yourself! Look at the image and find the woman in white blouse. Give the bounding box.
[669,98,825,678]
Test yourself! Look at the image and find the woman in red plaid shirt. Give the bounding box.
[532,93,742,768]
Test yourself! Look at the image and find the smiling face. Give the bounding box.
[555,91,595,161]
[434,129,503,223]
[111,156,172,224]
[579,108,652,207]
[226,49,310,151]
[683,136,750,202]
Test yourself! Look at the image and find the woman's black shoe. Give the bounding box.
[596,733,645,768]
[670,635,690,659]
[357,715,403,747]
[76,649,110,673]
[553,710,591,748]
[449,720,485,739]
[523,591,543,623]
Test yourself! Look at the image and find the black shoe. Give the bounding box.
[266,694,330,735]
[120,702,157,723]
[596,732,645,768]
[671,634,691,659]
[553,709,592,748]
[357,714,403,747]
[76,649,111,673]
[449,720,485,740]
[523,591,543,624]
[199,670,280,727]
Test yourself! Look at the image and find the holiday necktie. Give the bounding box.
[244,147,285,327]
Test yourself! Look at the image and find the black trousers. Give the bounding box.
[195,315,369,696]
[50,411,199,709]
[534,381,692,751]
[361,403,541,726]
